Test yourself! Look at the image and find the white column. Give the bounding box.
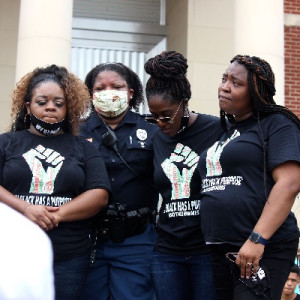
[234,0,284,105]
[15,0,73,82]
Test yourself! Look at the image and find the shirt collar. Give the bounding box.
[88,109,139,131]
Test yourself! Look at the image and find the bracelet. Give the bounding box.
[23,205,31,215]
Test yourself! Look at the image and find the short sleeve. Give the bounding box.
[266,115,300,171]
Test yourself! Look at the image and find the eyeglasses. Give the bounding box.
[145,101,183,125]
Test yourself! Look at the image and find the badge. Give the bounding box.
[136,129,147,148]
[136,129,147,141]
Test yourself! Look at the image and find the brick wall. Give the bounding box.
[284,0,300,117]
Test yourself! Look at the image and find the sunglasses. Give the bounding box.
[145,116,174,124]
[145,100,183,125]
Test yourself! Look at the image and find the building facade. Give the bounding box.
[2,0,299,128]
[0,0,299,233]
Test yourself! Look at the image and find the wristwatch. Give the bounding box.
[248,231,269,246]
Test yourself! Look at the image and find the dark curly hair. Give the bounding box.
[11,64,90,135]
[144,51,191,104]
[84,63,144,111]
[221,54,300,131]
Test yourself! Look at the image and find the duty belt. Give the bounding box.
[97,204,155,243]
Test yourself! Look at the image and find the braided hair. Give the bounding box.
[84,63,144,111]
[221,54,300,131]
[144,51,191,104]
[223,55,300,199]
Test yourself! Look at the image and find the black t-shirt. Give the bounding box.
[198,114,300,246]
[80,110,159,211]
[0,130,111,260]
[153,114,223,255]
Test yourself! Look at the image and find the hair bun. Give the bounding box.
[144,51,188,80]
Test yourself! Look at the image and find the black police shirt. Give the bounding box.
[80,110,159,212]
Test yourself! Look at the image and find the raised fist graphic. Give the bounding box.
[23,145,65,194]
[206,129,240,176]
[161,143,199,200]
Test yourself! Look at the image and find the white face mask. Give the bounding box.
[93,90,128,118]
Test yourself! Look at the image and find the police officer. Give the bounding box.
[80,63,159,300]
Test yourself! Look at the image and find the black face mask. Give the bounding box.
[30,114,65,136]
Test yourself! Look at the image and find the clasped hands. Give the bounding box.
[23,204,61,231]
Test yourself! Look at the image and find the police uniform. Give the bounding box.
[80,109,159,300]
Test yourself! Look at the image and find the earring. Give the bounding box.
[184,108,190,117]
[24,114,31,125]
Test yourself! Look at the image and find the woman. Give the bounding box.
[80,63,159,300]
[198,55,300,299]
[144,51,223,300]
[0,65,111,300]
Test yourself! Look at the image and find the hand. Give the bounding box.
[235,239,265,279]
[49,210,63,224]
[24,205,59,231]
[161,143,199,199]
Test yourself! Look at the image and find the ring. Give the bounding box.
[247,262,252,266]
